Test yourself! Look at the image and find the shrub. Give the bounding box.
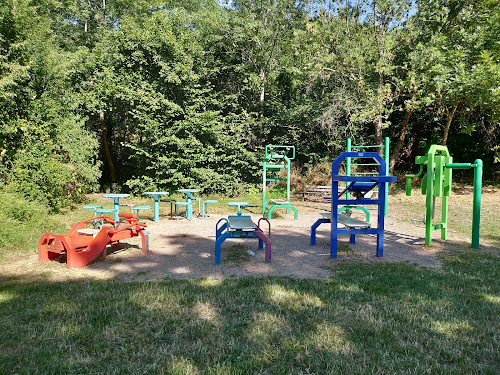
[0,191,57,256]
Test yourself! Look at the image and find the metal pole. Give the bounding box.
[471,159,482,249]
[286,156,291,214]
[425,153,434,246]
[384,136,389,216]
[346,139,351,201]
[262,160,266,216]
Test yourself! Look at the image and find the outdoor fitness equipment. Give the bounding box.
[215,202,271,265]
[311,152,397,258]
[38,213,149,268]
[405,144,482,248]
[262,145,298,220]
[341,137,390,218]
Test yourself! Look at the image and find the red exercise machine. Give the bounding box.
[38,213,149,268]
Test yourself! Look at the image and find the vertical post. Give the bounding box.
[425,153,435,246]
[286,155,291,214]
[262,159,267,216]
[330,179,339,259]
[331,158,340,259]
[154,197,160,222]
[444,156,453,240]
[442,157,452,240]
[472,159,482,249]
[113,198,120,224]
[346,138,351,201]
[384,136,389,216]
[376,180,386,257]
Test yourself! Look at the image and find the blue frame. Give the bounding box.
[311,152,396,258]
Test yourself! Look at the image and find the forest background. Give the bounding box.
[1,0,498,211]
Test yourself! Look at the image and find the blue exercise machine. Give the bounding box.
[311,152,397,258]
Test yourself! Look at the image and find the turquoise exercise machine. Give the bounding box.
[262,145,298,220]
[215,202,271,264]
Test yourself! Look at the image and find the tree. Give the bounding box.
[219,0,308,113]
[414,0,499,145]
[307,0,413,149]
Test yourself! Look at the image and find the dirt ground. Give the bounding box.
[8,193,488,282]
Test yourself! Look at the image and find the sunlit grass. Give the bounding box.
[0,251,499,374]
[0,188,499,373]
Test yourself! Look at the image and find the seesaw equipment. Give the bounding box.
[311,152,396,258]
[405,144,482,248]
[38,213,149,268]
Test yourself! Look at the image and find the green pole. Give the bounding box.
[425,153,435,246]
[384,137,389,216]
[286,156,291,214]
[440,156,451,240]
[472,159,482,249]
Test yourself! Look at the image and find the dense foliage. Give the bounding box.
[1,0,498,209]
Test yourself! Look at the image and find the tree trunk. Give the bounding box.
[374,71,384,151]
[442,100,460,145]
[100,111,116,182]
[259,68,266,104]
[389,108,412,170]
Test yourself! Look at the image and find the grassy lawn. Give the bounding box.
[1,251,499,374]
[0,189,499,374]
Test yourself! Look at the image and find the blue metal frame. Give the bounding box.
[215,217,271,265]
[311,152,396,258]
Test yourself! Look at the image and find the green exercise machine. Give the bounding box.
[262,145,298,220]
[405,144,482,248]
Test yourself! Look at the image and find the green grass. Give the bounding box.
[389,190,500,248]
[1,251,499,374]
[1,188,499,373]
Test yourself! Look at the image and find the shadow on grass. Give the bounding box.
[0,248,499,374]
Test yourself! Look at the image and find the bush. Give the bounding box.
[0,191,57,256]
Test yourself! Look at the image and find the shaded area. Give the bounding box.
[0,250,499,374]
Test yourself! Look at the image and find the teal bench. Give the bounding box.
[202,200,218,219]
[132,206,151,221]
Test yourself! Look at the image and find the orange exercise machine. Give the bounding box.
[38,213,149,268]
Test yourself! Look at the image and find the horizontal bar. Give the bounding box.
[350,172,379,175]
[265,164,285,168]
[341,206,378,210]
[336,228,381,235]
[350,163,380,166]
[350,145,384,148]
[445,163,472,169]
[333,176,396,182]
[431,223,446,230]
[334,199,384,205]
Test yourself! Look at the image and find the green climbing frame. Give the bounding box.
[262,145,298,220]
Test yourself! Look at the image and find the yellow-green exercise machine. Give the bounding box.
[405,145,482,248]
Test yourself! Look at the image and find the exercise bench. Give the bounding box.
[215,203,271,265]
